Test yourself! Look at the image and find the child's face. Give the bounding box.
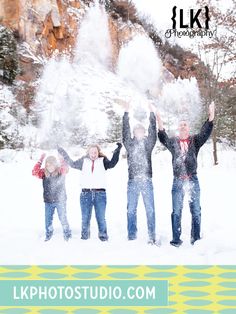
[89,147,99,161]
[45,162,57,173]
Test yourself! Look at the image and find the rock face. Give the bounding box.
[0,0,87,108]
[0,0,148,107]
[108,16,146,69]
[0,0,19,30]
[162,51,211,96]
[0,0,142,61]
[0,0,83,56]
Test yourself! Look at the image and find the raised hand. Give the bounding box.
[148,101,156,113]
[123,101,130,112]
[209,101,215,122]
[156,111,164,130]
[116,99,130,112]
[116,143,122,149]
[39,153,46,163]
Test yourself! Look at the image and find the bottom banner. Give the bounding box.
[0,265,236,313]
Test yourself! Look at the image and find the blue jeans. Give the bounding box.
[171,175,201,243]
[127,178,156,241]
[80,191,108,240]
[45,202,71,237]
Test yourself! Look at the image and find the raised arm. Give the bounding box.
[156,111,164,131]
[156,112,173,152]
[194,120,213,148]
[57,147,84,170]
[103,143,122,170]
[194,102,214,148]
[147,110,157,149]
[32,153,45,179]
[122,112,132,148]
[121,101,132,149]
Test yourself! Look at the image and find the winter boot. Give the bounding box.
[64,230,72,241]
[99,235,108,242]
[45,232,53,242]
[148,238,160,246]
[170,239,183,247]
[191,237,201,245]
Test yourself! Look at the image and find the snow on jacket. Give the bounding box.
[158,120,213,178]
[32,159,68,203]
[57,144,122,189]
[122,112,157,180]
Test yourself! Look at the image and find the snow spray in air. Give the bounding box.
[35,0,203,148]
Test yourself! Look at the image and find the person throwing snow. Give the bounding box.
[58,143,122,242]
[122,102,157,245]
[157,102,215,247]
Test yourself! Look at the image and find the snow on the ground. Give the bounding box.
[0,143,235,265]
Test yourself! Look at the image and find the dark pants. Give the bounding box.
[45,202,71,237]
[80,190,108,240]
[127,177,156,241]
[171,175,201,243]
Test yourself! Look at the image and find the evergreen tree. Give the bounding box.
[0,26,19,84]
[106,109,122,143]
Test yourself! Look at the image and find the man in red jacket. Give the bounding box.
[157,102,215,247]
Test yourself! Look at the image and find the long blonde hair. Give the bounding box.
[86,144,107,159]
[44,156,60,177]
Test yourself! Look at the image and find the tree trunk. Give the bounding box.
[212,130,218,165]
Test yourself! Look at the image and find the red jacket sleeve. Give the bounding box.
[32,162,45,179]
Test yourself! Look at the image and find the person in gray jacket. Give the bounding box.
[122,102,157,245]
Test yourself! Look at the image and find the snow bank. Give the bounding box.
[0,143,235,264]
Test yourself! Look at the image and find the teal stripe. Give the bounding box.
[0,280,168,307]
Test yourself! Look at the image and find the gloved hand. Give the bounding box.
[116,143,122,149]
[39,153,46,163]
